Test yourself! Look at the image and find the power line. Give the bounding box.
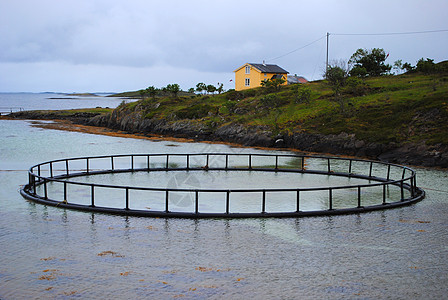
[267,35,326,62]
[325,29,448,73]
[267,29,448,63]
[265,29,448,77]
[268,30,448,62]
[332,29,448,36]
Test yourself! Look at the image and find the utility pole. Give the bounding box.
[326,32,330,77]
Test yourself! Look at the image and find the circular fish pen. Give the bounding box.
[20,153,425,218]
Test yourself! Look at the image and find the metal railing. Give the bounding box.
[20,153,425,218]
[0,107,24,114]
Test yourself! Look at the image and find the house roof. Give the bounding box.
[250,63,289,74]
[271,74,285,80]
[234,63,289,74]
[287,75,308,84]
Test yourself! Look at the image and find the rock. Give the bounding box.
[7,109,448,168]
[355,140,365,149]
[275,139,285,147]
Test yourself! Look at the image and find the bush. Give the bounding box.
[349,66,367,78]
[224,101,238,113]
[260,94,281,109]
[416,58,436,74]
[225,90,244,101]
[261,78,286,92]
[118,100,128,108]
[295,85,312,103]
[344,77,370,96]
[242,89,257,98]
[175,104,213,119]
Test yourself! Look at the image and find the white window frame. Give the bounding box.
[245,78,250,86]
[245,66,250,74]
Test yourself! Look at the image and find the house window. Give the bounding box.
[245,78,250,86]
[245,66,250,74]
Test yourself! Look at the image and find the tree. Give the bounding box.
[349,66,367,78]
[216,83,224,94]
[187,87,195,94]
[260,78,285,92]
[326,65,348,91]
[349,48,392,77]
[206,84,217,94]
[416,58,436,74]
[146,86,158,100]
[165,83,180,98]
[326,64,349,113]
[196,82,206,95]
[402,62,415,72]
[393,59,403,75]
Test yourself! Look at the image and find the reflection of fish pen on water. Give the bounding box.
[22,153,425,218]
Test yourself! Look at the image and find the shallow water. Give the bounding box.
[38,169,404,214]
[0,92,128,111]
[1,97,448,298]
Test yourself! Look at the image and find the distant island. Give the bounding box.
[66,93,99,97]
[47,92,100,99]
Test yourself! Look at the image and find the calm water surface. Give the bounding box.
[0,92,129,112]
[0,95,447,299]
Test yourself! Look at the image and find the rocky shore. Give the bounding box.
[5,110,447,168]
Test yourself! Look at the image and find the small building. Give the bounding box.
[287,75,308,84]
[233,63,288,91]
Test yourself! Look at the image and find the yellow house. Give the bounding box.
[233,63,288,91]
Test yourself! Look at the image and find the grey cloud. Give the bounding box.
[0,0,447,92]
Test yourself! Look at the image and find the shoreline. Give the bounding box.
[5,117,443,170]
[25,119,303,152]
[22,118,279,151]
[3,110,448,168]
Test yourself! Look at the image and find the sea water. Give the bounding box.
[0,92,128,112]
[0,94,447,299]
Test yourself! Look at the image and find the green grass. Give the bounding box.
[114,73,448,146]
[59,108,114,115]
[108,90,195,98]
[30,107,114,117]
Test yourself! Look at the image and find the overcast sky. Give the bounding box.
[1,0,447,93]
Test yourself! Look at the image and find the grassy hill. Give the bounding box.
[5,72,447,166]
[115,72,448,147]
[109,90,194,98]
